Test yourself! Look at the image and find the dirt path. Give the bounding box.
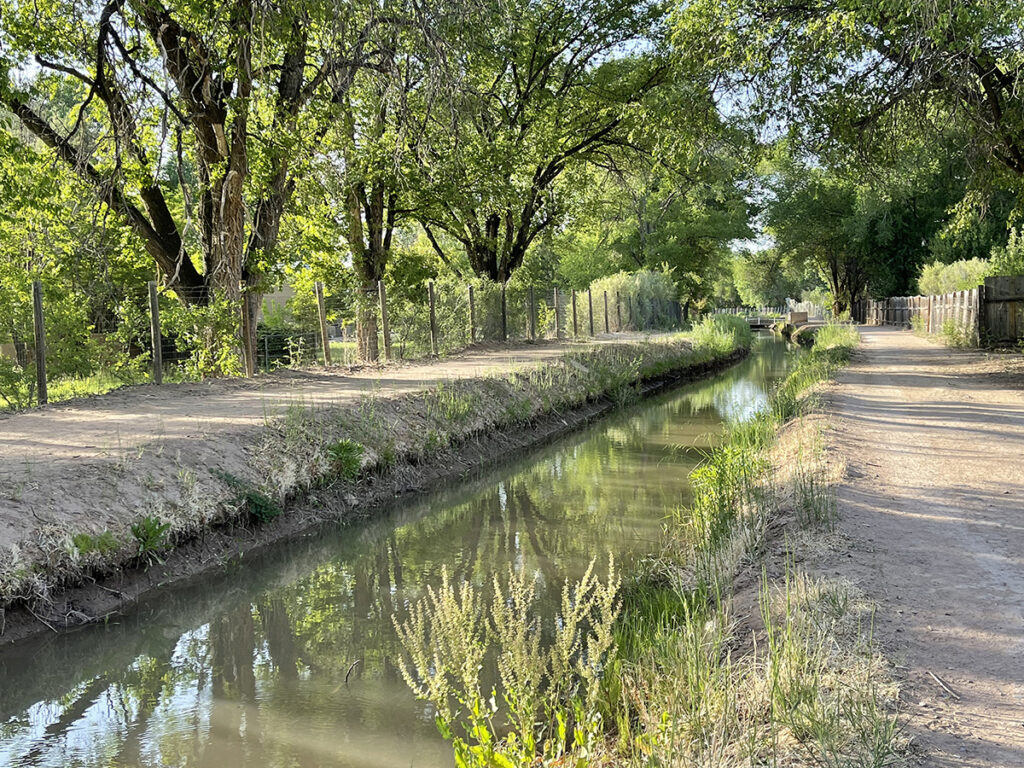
[0,336,652,551]
[827,327,1024,767]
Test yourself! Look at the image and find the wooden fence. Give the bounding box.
[851,276,1024,344]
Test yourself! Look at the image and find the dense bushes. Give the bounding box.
[588,268,680,330]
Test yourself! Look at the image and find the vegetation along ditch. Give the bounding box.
[396,322,908,767]
[0,320,899,768]
[0,319,751,642]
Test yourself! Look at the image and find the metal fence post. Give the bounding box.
[468,284,476,344]
[571,290,578,337]
[428,280,439,356]
[588,288,594,335]
[615,292,622,331]
[603,291,610,334]
[148,281,163,384]
[32,279,47,405]
[315,281,332,365]
[378,280,392,361]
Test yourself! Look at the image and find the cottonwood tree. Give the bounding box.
[0,0,393,371]
[674,0,1024,186]
[409,0,670,283]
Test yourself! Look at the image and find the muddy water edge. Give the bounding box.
[0,334,799,768]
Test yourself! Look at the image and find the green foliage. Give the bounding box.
[730,249,813,307]
[163,297,243,379]
[940,319,974,349]
[690,315,754,356]
[991,227,1024,276]
[327,439,364,480]
[395,560,619,767]
[588,268,681,330]
[214,469,283,523]
[72,530,119,556]
[918,258,993,294]
[130,516,170,565]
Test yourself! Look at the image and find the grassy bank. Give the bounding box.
[395,323,905,767]
[0,326,751,620]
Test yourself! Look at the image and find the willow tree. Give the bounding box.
[0,0,389,371]
[409,0,670,283]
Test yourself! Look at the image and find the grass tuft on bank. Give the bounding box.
[394,323,905,767]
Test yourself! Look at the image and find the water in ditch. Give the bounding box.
[0,335,798,768]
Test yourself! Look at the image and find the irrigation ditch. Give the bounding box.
[0,327,750,645]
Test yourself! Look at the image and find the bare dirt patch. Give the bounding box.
[824,327,1024,767]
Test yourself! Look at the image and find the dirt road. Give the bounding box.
[828,327,1024,767]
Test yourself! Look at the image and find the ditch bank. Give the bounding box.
[0,336,749,645]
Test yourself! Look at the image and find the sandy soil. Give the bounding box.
[0,337,646,551]
[826,326,1024,767]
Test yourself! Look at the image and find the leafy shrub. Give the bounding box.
[991,227,1024,276]
[327,439,364,479]
[131,516,170,565]
[395,560,619,767]
[918,258,992,295]
[941,318,973,348]
[691,314,754,355]
[588,267,680,331]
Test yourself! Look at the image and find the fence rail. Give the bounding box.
[851,276,1024,345]
[1,278,688,410]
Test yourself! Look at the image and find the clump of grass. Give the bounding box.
[423,382,478,425]
[327,439,364,479]
[72,530,120,556]
[130,516,170,565]
[691,315,755,356]
[213,469,283,523]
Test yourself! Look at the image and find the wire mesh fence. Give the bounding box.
[1,275,688,410]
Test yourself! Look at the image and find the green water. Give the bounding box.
[0,335,798,768]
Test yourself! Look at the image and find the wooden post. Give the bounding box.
[976,284,985,343]
[428,280,439,356]
[927,295,933,333]
[588,288,595,335]
[627,294,633,328]
[603,291,610,334]
[553,287,560,339]
[571,290,578,337]
[315,281,332,365]
[241,291,255,377]
[378,280,392,361]
[501,283,508,341]
[615,292,622,331]
[148,281,163,384]
[468,284,476,344]
[528,285,536,340]
[32,279,47,405]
